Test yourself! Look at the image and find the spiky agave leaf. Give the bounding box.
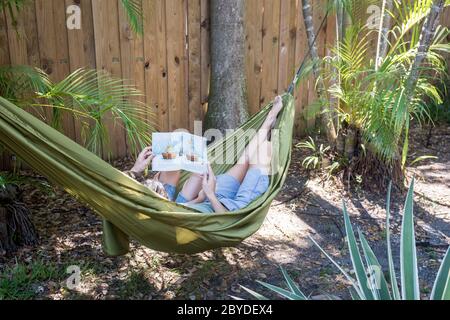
[341,202,375,300]
[280,267,308,299]
[430,247,450,300]
[385,182,401,300]
[308,235,364,299]
[239,286,269,300]
[400,178,420,300]
[239,267,308,300]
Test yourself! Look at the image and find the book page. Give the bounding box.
[152,132,208,174]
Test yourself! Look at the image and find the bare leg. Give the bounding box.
[178,96,283,199]
[227,96,283,182]
[249,140,272,174]
[179,173,204,201]
[156,171,181,187]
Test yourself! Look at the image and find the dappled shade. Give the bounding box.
[0,95,295,256]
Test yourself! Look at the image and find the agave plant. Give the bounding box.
[240,180,450,300]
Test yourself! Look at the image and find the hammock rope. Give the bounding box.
[287,7,329,95]
[0,9,329,256]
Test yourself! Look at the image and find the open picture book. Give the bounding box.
[152,132,208,174]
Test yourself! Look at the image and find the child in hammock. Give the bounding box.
[124,95,284,213]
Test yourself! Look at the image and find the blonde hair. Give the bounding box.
[142,179,169,199]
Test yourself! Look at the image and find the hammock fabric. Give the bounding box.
[0,94,295,256]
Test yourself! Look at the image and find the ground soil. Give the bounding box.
[0,125,449,300]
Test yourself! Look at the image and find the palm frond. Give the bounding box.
[39,68,154,157]
[120,0,144,35]
[0,0,28,26]
[0,65,51,113]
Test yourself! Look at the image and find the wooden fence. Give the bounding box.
[1,0,450,168]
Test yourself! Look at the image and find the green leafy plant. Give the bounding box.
[0,66,154,157]
[240,180,450,300]
[297,137,331,170]
[0,0,28,27]
[120,0,144,35]
[0,171,53,194]
[410,155,438,166]
[310,0,450,185]
[0,260,64,300]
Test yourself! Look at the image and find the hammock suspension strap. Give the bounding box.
[287,8,330,95]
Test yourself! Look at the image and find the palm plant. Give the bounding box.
[120,0,144,35]
[239,180,450,300]
[0,66,153,158]
[316,0,450,186]
[0,0,148,255]
[0,0,27,26]
[297,137,331,170]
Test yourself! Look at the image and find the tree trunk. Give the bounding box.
[405,0,445,100]
[0,206,15,255]
[401,0,445,166]
[204,0,249,132]
[376,0,393,70]
[301,0,337,145]
[345,127,357,161]
[0,186,38,255]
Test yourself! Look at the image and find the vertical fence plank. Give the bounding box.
[294,0,308,136]
[34,0,56,129]
[278,0,298,93]
[53,0,76,140]
[166,0,189,131]
[4,3,42,170]
[92,0,127,159]
[35,0,67,129]
[144,0,169,131]
[245,0,264,115]
[66,0,96,71]
[200,0,210,112]
[65,0,96,145]
[0,10,11,170]
[444,7,450,66]
[23,4,40,68]
[260,0,281,107]
[187,0,202,132]
[4,10,27,66]
[118,1,146,154]
[0,11,9,65]
[304,0,324,132]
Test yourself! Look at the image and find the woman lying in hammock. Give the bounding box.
[124,96,284,213]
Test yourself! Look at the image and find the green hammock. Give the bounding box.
[0,94,295,256]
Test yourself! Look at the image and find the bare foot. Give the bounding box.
[266,96,283,125]
[270,95,283,118]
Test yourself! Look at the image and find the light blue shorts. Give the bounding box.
[174,168,269,213]
[164,184,177,202]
